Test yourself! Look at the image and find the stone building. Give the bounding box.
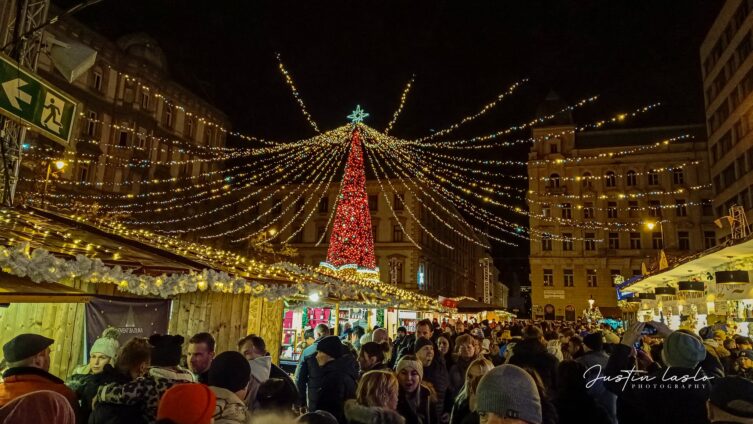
[702,0,753,237]
[527,94,715,320]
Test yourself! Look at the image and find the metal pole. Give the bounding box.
[41,160,50,208]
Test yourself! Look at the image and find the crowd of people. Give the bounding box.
[2,317,753,424]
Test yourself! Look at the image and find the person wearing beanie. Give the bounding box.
[304,335,357,423]
[575,332,617,424]
[97,334,197,423]
[67,327,122,423]
[734,350,753,380]
[207,351,251,424]
[396,355,437,424]
[414,336,450,421]
[707,376,753,423]
[476,364,542,424]
[508,325,559,396]
[604,321,712,424]
[157,383,216,424]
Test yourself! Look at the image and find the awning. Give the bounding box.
[598,306,623,319]
[0,272,92,303]
[455,298,505,313]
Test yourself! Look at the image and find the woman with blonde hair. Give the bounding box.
[450,357,493,424]
[344,370,404,424]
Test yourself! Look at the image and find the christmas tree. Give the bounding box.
[321,112,378,274]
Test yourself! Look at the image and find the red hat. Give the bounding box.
[157,383,216,424]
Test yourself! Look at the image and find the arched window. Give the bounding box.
[582,172,592,188]
[605,171,616,187]
[549,173,560,188]
[648,169,659,185]
[626,170,637,186]
[673,168,684,185]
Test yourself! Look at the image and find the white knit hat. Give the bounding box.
[90,327,120,359]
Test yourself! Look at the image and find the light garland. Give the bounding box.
[276,53,321,133]
[534,162,700,182]
[384,74,415,135]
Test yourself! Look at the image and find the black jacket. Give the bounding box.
[306,354,358,424]
[555,392,612,424]
[397,385,437,424]
[87,369,146,424]
[604,343,712,424]
[448,356,474,398]
[449,396,477,424]
[422,357,450,418]
[508,339,559,394]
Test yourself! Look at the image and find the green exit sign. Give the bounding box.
[0,54,77,145]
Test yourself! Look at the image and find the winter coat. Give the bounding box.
[554,391,612,424]
[95,366,195,424]
[422,357,450,418]
[306,354,358,424]
[604,343,712,424]
[343,399,405,424]
[210,386,250,424]
[0,366,78,411]
[447,356,474,398]
[67,364,125,424]
[449,396,478,424]
[397,385,437,424]
[295,337,323,405]
[359,361,391,377]
[575,350,617,424]
[508,339,559,394]
[246,356,272,410]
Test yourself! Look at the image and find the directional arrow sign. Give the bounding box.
[0,54,77,145]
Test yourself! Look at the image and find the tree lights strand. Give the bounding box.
[276,53,321,133]
[413,78,528,142]
[384,74,415,135]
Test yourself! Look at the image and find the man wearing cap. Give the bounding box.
[476,364,543,424]
[707,376,753,423]
[735,350,753,381]
[0,333,78,410]
[604,322,712,424]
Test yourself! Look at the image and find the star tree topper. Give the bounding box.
[347,105,369,123]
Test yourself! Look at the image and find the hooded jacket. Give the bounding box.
[397,384,436,424]
[306,353,358,424]
[344,399,405,424]
[246,356,272,410]
[210,386,250,424]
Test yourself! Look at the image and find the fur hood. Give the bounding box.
[344,399,405,424]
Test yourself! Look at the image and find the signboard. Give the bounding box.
[0,54,77,145]
[85,296,171,356]
[543,289,565,299]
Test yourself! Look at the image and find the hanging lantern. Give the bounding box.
[654,286,677,300]
[678,281,705,300]
[715,271,750,284]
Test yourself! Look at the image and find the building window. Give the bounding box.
[78,166,89,183]
[93,70,102,91]
[562,233,573,251]
[605,171,616,187]
[704,231,716,249]
[368,194,378,211]
[607,201,618,218]
[186,117,194,138]
[164,102,173,128]
[561,203,572,219]
[630,232,641,249]
[205,127,214,146]
[372,224,378,242]
[563,269,574,287]
[582,172,592,189]
[136,134,146,149]
[542,204,551,218]
[394,193,405,210]
[292,228,304,243]
[702,199,713,216]
[652,232,663,249]
[678,231,690,250]
[673,168,685,185]
[140,91,150,110]
[319,197,329,213]
[583,202,594,219]
[608,232,619,249]
[610,270,621,286]
[648,170,659,185]
[585,233,596,251]
[549,173,560,188]
[675,199,687,217]
[626,170,637,186]
[628,201,639,218]
[392,224,404,242]
[389,257,404,284]
[86,110,97,136]
[542,234,552,251]
[550,142,559,154]
[587,269,597,287]
[648,200,662,217]
[543,269,554,287]
[118,130,129,147]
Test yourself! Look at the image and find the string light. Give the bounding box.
[276,53,321,133]
[384,74,415,135]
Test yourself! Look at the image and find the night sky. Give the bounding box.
[57,0,724,288]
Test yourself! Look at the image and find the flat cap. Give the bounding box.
[3,334,54,362]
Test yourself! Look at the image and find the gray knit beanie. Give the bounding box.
[476,364,542,424]
[661,331,706,369]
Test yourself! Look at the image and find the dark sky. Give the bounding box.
[57,0,724,284]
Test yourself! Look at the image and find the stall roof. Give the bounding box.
[622,236,753,293]
[0,272,91,303]
[455,298,506,313]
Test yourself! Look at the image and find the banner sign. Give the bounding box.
[85,296,171,355]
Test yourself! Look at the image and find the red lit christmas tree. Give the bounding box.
[321,109,378,274]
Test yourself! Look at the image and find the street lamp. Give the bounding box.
[42,160,66,209]
[644,220,665,249]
